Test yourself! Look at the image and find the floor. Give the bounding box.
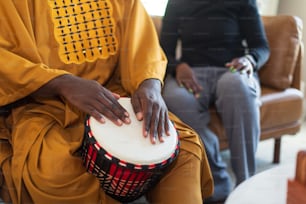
[130,121,306,204]
[222,121,306,187]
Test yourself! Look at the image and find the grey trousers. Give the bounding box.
[162,67,261,201]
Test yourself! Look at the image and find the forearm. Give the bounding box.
[31,74,73,98]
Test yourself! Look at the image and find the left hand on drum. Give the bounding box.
[131,79,171,144]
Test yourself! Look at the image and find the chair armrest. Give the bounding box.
[292,38,304,90]
[260,15,304,90]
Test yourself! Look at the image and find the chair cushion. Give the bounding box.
[209,87,304,148]
[259,15,303,90]
[260,87,304,130]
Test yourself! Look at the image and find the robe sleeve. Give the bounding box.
[0,2,69,106]
[116,0,168,94]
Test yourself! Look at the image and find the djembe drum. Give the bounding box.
[81,97,180,203]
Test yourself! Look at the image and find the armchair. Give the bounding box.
[151,15,304,164]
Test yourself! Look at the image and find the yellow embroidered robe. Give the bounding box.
[0,0,213,203]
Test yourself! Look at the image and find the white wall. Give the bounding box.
[278,0,306,117]
[257,0,280,15]
[141,0,167,16]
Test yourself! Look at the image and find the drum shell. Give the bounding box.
[81,118,180,203]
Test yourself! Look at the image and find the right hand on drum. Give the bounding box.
[31,74,131,126]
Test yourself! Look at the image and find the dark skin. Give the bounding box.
[32,75,170,144]
[176,56,254,96]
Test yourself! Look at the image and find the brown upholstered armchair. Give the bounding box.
[151,15,304,164]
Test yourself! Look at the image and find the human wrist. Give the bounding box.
[139,79,162,92]
[54,74,80,96]
[176,62,189,72]
[244,54,257,70]
[32,74,73,98]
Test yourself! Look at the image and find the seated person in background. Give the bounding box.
[160,0,270,202]
[0,0,213,203]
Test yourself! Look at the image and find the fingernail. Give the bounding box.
[117,119,123,126]
[99,118,105,123]
[195,93,201,98]
[188,88,193,93]
[152,136,156,144]
[124,117,131,123]
[179,84,184,87]
[159,136,164,142]
[136,112,142,120]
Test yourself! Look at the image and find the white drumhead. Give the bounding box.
[88,97,178,165]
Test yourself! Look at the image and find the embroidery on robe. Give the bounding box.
[48,0,118,64]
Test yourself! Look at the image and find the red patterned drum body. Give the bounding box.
[81,98,180,203]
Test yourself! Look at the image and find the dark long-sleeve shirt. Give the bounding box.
[160,0,270,75]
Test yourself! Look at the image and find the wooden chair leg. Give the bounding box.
[273,138,281,164]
